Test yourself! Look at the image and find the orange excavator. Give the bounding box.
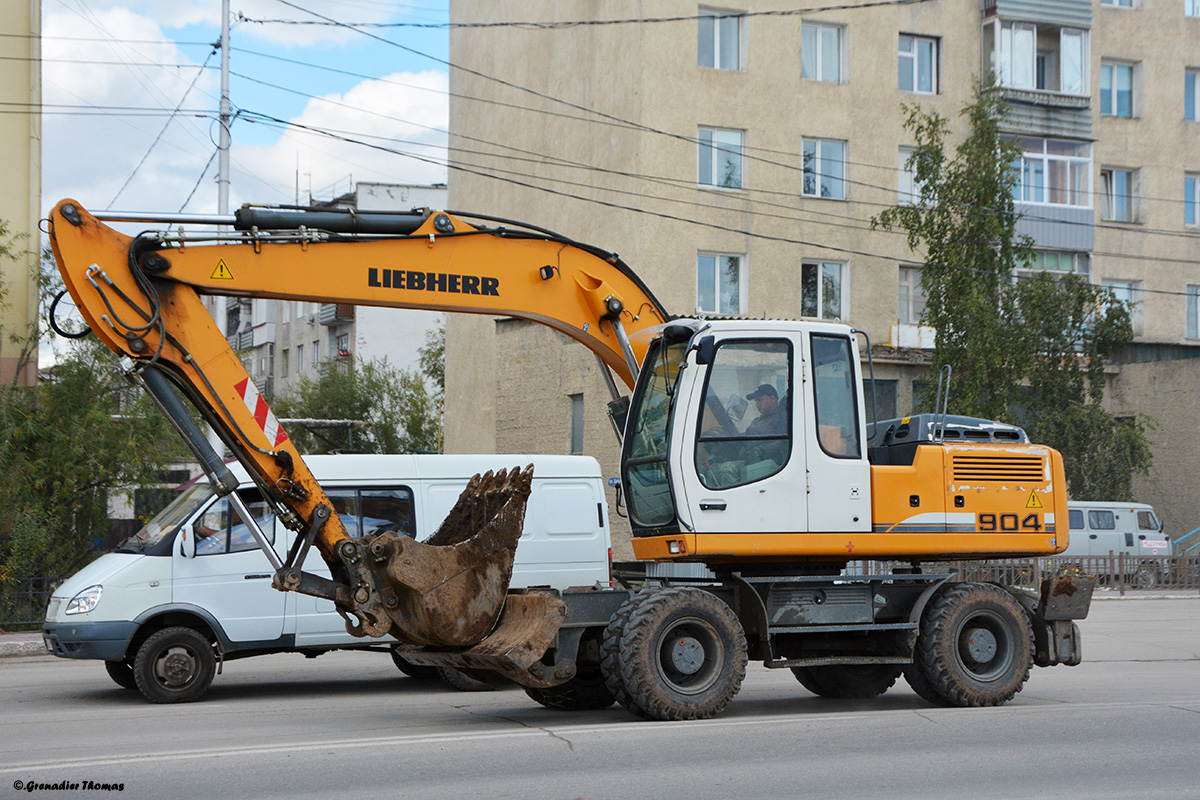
[48,200,1094,719]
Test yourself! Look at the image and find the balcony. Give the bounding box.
[319,303,355,326]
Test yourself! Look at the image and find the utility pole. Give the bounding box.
[218,0,231,216]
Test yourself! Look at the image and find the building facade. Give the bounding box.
[445,1,1200,549]
[227,183,447,401]
[0,0,41,386]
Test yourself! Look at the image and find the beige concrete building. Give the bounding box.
[445,0,1200,547]
[0,0,41,386]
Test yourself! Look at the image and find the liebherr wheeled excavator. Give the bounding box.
[48,200,1094,719]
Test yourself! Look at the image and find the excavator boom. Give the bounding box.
[48,200,668,650]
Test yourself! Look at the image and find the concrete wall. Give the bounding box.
[0,0,41,385]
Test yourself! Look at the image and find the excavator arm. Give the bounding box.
[48,200,668,653]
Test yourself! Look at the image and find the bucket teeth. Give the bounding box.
[359,465,539,647]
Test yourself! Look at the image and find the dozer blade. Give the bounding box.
[356,466,553,648]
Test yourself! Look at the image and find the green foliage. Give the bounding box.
[419,322,445,401]
[872,79,1152,500]
[274,358,438,455]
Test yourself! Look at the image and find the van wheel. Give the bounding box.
[133,627,216,704]
[792,664,902,698]
[525,665,615,710]
[1133,566,1158,590]
[104,659,137,691]
[390,647,438,680]
[913,583,1032,708]
[437,666,503,692]
[618,587,747,721]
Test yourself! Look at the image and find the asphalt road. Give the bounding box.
[2,596,1199,800]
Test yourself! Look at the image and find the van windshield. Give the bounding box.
[114,482,212,554]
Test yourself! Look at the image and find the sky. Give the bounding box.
[42,0,451,218]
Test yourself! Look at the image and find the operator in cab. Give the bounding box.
[744,384,785,436]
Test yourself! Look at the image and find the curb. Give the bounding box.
[0,638,47,658]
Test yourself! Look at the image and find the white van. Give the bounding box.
[42,454,611,702]
[1063,501,1168,558]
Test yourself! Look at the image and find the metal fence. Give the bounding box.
[851,555,1200,594]
[0,577,64,630]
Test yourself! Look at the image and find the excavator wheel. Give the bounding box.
[437,666,508,692]
[390,647,438,680]
[791,664,903,699]
[911,582,1033,707]
[525,664,615,711]
[618,587,747,721]
[600,590,655,719]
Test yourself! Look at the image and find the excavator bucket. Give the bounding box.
[356,465,562,649]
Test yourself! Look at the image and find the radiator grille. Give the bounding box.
[952,454,1045,482]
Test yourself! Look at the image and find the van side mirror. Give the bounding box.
[179,525,196,559]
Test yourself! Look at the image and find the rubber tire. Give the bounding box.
[132,627,216,704]
[390,648,439,680]
[913,583,1033,708]
[902,660,949,705]
[619,587,748,721]
[600,590,654,719]
[791,664,903,699]
[104,659,138,691]
[525,665,615,710]
[437,666,501,692]
[1133,566,1158,590]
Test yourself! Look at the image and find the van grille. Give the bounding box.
[951,454,1045,483]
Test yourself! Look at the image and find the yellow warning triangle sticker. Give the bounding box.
[1025,491,1044,509]
[211,259,234,280]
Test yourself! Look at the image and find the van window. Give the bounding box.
[1137,511,1159,531]
[1088,510,1115,530]
[327,487,414,539]
[195,489,275,556]
[1069,510,1083,530]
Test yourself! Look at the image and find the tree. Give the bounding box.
[872,79,1152,500]
[1,246,182,594]
[273,357,438,455]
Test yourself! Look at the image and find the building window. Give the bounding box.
[1012,138,1091,207]
[898,35,937,94]
[296,344,304,372]
[898,146,927,204]
[312,340,320,367]
[281,349,289,377]
[1102,0,1133,7]
[698,7,742,70]
[802,138,846,199]
[1189,0,1200,17]
[698,127,743,189]
[336,333,351,357]
[863,379,898,424]
[569,394,584,454]
[1187,285,1200,340]
[1101,167,1137,222]
[1023,251,1090,276]
[1187,70,1198,122]
[983,20,1087,94]
[1186,173,1200,226]
[1103,279,1143,333]
[1100,62,1134,118]
[801,23,842,83]
[801,261,844,319]
[898,266,926,324]
[697,253,743,315]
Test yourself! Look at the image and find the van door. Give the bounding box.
[1085,508,1117,555]
[173,489,287,643]
[293,486,415,645]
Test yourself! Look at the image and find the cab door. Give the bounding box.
[802,330,871,533]
[675,335,807,534]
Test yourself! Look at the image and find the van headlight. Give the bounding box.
[65,585,103,615]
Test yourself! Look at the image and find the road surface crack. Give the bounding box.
[455,706,575,750]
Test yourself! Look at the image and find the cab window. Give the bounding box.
[194,489,275,556]
[695,340,791,490]
[811,334,861,459]
[1087,510,1115,530]
[1068,510,1083,530]
[1137,511,1159,531]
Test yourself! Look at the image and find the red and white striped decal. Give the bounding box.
[234,377,288,448]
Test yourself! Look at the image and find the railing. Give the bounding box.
[0,577,65,630]
[848,555,1200,595]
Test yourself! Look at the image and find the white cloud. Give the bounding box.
[43,8,449,217]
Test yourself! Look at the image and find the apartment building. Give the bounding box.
[0,0,41,386]
[445,1,1200,546]
[226,182,446,400]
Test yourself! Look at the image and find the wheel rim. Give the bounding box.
[954,609,1013,682]
[154,644,200,689]
[653,616,724,695]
